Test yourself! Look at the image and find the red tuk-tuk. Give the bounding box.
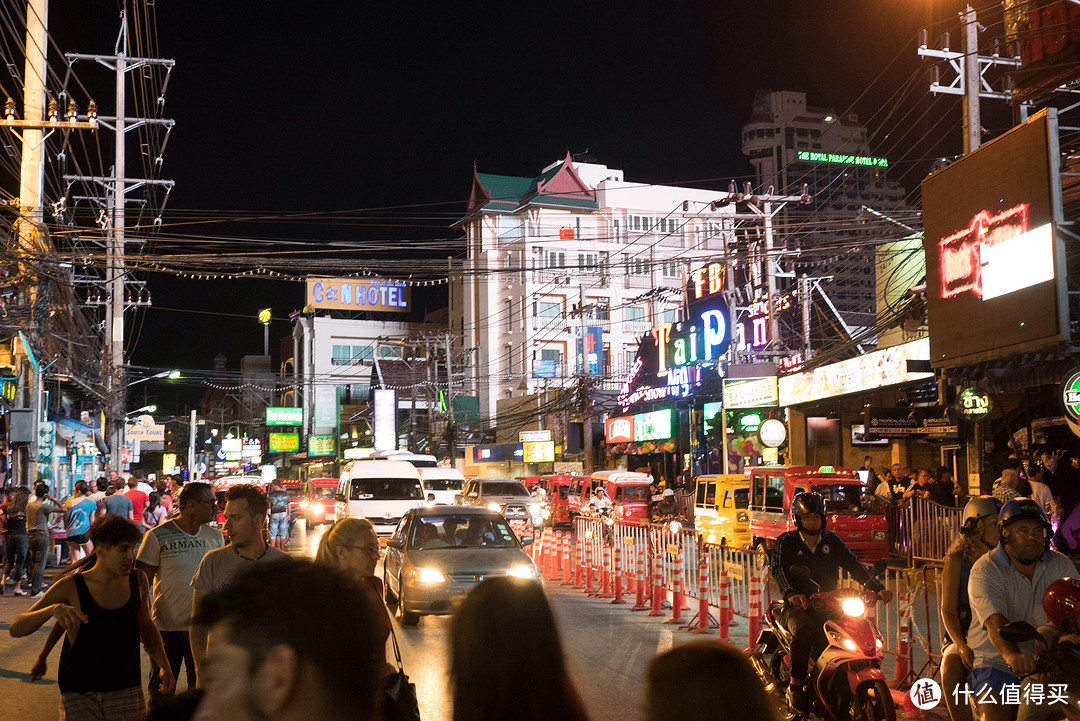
[301,477,339,525]
[747,465,889,562]
[592,470,653,522]
[539,474,579,526]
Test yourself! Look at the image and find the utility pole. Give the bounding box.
[0,0,97,486]
[918,7,1026,154]
[64,10,175,472]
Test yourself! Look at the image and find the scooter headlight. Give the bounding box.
[841,597,866,617]
[667,520,681,534]
[843,638,857,651]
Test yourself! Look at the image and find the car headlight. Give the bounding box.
[529,502,540,514]
[300,500,310,509]
[414,567,446,584]
[487,502,502,513]
[841,597,866,617]
[508,564,537,579]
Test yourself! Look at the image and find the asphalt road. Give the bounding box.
[0,522,926,721]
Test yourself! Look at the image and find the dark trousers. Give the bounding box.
[27,530,50,594]
[2,532,28,585]
[776,605,832,683]
[149,630,196,709]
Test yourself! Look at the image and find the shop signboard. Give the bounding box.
[522,440,555,463]
[605,416,635,444]
[308,434,336,457]
[723,376,779,409]
[778,338,933,406]
[269,433,300,453]
[634,409,673,442]
[702,401,723,435]
[519,430,552,443]
[576,326,603,376]
[957,388,993,422]
[922,110,1065,368]
[862,406,960,439]
[266,407,303,426]
[222,437,242,461]
[532,359,557,378]
[306,277,410,313]
[314,385,340,429]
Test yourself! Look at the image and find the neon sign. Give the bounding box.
[938,203,1035,299]
[797,150,888,167]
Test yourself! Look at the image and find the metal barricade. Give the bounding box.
[909,497,963,563]
[703,543,762,618]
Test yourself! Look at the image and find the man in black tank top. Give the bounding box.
[9,516,176,720]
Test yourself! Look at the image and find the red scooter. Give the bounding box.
[749,563,894,721]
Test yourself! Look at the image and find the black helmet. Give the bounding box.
[791,492,827,533]
[998,498,1052,532]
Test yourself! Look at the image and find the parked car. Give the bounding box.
[694,473,751,547]
[454,478,543,530]
[300,477,339,525]
[382,505,538,625]
[747,465,889,562]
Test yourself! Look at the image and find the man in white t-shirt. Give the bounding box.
[189,483,290,686]
[136,482,223,709]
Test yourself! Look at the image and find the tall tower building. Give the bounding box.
[742,90,906,335]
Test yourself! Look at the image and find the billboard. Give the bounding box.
[723,376,778,409]
[779,338,933,406]
[268,433,300,453]
[605,416,634,444]
[306,277,410,313]
[922,110,1064,369]
[374,389,396,452]
[522,440,555,463]
[308,434,336,456]
[634,409,673,442]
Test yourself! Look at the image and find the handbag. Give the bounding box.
[383,625,421,721]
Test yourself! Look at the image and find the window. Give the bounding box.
[626,256,649,276]
[543,251,566,270]
[626,306,645,324]
[662,259,682,279]
[380,345,402,359]
[541,348,562,364]
[539,302,561,320]
[612,219,619,243]
[579,253,600,273]
[587,299,609,321]
[504,300,513,332]
[332,345,351,365]
[625,350,635,369]
[663,308,678,323]
[352,346,373,361]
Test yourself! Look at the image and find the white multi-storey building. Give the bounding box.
[452,154,738,422]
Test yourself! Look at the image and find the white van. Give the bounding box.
[336,460,425,542]
[418,466,466,505]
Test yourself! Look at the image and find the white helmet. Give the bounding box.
[662,488,675,498]
[961,495,1001,535]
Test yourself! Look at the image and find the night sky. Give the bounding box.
[23,0,1000,407]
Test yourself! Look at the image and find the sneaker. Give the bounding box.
[30,591,44,598]
[787,683,810,714]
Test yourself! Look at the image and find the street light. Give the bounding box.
[126,369,180,388]
[127,404,157,416]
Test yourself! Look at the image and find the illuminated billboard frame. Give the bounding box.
[266,407,303,426]
[634,409,673,442]
[922,109,1065,369]
[268,433,300,453]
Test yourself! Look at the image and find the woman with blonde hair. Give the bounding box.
[940,496,1001,721]
[315,518,391,653]
[645,640,778,721]
[451,576,589,721]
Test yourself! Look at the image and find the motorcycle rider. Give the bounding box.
[653,488,679,521]
[772,491,885,713]
[585,487,612,515]
[966,499,1075,721]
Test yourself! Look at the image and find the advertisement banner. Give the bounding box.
[374,389,396,452]
[862,406,960,439]
[634,409,673,442]
[314,386,339,430]
[779,338,932,406]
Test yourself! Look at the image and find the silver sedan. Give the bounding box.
[382,506,539,625]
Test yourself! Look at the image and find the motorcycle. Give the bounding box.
[996,622,1080,721]
[749,562,894,721]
